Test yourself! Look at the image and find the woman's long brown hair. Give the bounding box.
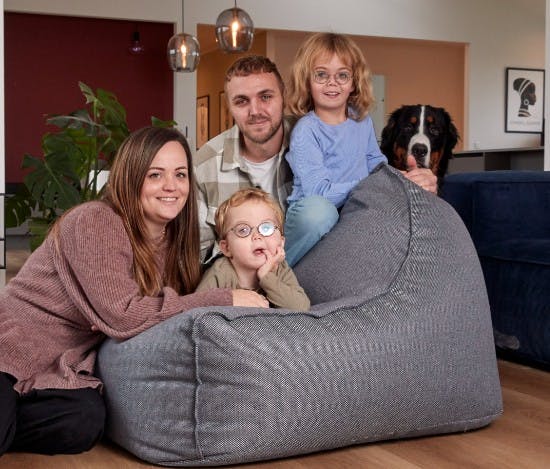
[103,126,201,296]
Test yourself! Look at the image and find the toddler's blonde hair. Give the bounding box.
[215,188,285,239]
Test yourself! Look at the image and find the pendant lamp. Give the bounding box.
[167,2,200,72]
[215,1,254,53]
[128,31,145,55]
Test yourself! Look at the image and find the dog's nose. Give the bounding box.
[411,143,428,158]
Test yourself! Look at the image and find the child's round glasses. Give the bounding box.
[228,221,280,238]
[312,70,352,85]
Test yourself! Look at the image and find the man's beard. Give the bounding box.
[241,114,283,145]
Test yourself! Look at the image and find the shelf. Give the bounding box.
[449,147,544,173]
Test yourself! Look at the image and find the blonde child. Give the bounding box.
[284,32,387,266]
[197,188,310,311]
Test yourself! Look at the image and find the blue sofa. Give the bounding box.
[442,170,550,368]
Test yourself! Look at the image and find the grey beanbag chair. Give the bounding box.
[97,164,502,466]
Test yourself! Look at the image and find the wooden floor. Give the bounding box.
[2,239,550,468]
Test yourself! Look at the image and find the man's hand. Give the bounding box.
[257,246,285,280]
[400,155,438,194]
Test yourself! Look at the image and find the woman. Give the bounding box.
[0,127,267,456]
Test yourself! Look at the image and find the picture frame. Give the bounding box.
[505,67,545,133]
[196,95,209,149]
[219,91,234,132]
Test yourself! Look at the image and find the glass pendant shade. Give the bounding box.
[167,33,200,72]
[128,31,145,55]
[215,6,254,53]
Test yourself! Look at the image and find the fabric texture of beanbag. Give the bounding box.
[97,164,502,466]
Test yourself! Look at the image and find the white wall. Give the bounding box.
[187,0,546,152]
[0,0,4,195]
[546,0,550,170]
[1,0,5,285]
[2,0,548,156]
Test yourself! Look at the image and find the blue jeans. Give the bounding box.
[284,196,339,267]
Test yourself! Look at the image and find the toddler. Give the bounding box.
[197,188,310,310]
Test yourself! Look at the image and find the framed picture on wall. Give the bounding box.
[196,95,209,149]
[219,91,234,132]
[505,67,545,133]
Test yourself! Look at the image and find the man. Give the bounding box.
[194,56,292,263]
[194,55,437,263]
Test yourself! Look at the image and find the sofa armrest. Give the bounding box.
[442,171,550,249]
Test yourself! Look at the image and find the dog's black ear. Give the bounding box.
[443,110,460,157]
[380,107,402,157]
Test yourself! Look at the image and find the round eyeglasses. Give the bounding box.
[312,70,352,85]
[228,221,280,238]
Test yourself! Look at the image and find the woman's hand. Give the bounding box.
[232,289,269,308]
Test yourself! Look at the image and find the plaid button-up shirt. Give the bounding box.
[194,119,294,262]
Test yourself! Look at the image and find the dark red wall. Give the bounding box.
[4,12,174,184]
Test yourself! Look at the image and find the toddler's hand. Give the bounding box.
[257,246,285,280]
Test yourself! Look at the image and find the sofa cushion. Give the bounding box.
[97,165,502,467]
[442,171,550,249]
[479,239,550,266]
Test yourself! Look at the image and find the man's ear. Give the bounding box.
[219,239,232,258]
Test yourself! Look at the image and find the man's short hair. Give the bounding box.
[224,55,285,94]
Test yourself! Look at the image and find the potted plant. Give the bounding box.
[6,81,175,250]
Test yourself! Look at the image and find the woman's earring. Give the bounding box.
[524,99,530,106]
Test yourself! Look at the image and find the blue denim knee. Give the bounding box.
[284,196,339,267]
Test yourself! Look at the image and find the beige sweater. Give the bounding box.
[0,201,232,394]
[197,256,310,311]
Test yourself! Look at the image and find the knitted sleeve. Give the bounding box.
[55,202,233,340]
[363,116,388,172]
[286,115,362,207]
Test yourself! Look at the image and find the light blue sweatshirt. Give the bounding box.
[286,111,387,208]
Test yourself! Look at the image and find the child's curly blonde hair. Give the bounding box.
[215,188,285,239]
[287,32,375,121]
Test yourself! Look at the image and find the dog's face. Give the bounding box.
[380,105,459,179]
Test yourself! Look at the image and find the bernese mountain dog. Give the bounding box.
[380,105,459,183]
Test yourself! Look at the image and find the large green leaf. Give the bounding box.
[9,81,153,251]
[22,153,82,211]
[96,88,127,125]
[79,82,96,105]
[28,217,52,251]
[5,190,33,228]
[42,132,86,171]
[46,109,97,131]
[151,116,177,128]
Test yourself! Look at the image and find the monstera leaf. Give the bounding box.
[5,82,175,250]
[22,152,82,211]
[4,185,32,228]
